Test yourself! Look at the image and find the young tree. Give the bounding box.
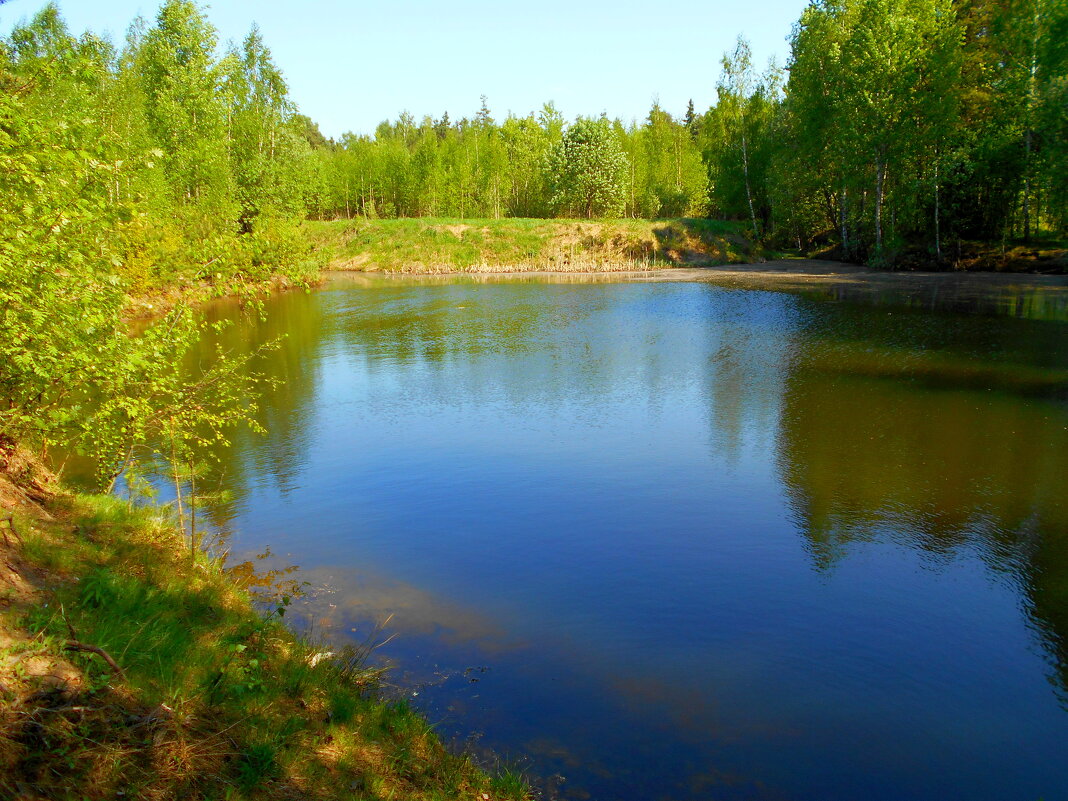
[0,13,127,449]
[139,0,230,211]
[717,36,761,236]
[683,98,700,140]
[502,113,553,217]
[635,103,708,217]
[545,118,630,218]
[221,25,310,231]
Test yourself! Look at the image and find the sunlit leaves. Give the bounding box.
[0,2,313,485]
[545,118,630,219]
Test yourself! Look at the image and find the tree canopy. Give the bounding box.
[0,0,315,478]
[546,118,630,218]
[0,0,1065,475]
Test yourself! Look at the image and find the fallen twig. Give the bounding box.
[64,640,126,680]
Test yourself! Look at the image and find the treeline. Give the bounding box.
[307,0,1065,263]
[304,101,708,221]
[0,1,315,476]
[1,0,1065,471]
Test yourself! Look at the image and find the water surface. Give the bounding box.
[184,274,1068,800]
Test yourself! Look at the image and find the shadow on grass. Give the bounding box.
[0,494,530,801]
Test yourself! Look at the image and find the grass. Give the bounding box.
[304,216,758,274]
[0,491,530,801]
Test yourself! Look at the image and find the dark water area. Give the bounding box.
[172,274,1068,800]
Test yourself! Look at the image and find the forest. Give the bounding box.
[0,0,1066,474]
[1,3,1066,799]
[4,0,1064,288]
[305,0,1067,265]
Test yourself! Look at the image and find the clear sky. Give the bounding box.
[0,0,811,139]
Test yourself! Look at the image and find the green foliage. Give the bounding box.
[237,742,279,790]
[701,37,779,236]
[769,0,1065,261]
[491,767,531,798]
[139,0,231,210]
[309,100,710,222]
[626,103,709,218]
[0,2,319,482]
[0,86,126,448]
[222,26,312,230]
[545,118,630,218]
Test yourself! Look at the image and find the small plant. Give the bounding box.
[491,766,531,799]
[79,570,113,609]
[328,688,360,725]
[236,742,278,791]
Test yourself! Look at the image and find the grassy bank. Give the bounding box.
[0,479,528,800]
[305,217,759,273]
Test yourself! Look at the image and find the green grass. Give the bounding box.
[304,216,756,273]
[0,493,530,801]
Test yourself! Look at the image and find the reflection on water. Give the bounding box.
[785,275,1068,321]
[654,266,1068,322]
[162,276,1067,800]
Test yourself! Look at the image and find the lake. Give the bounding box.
[181,272,1068,800]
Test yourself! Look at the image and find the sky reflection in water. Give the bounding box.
[184,276,1068,801]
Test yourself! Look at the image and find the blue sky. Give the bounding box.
[1,0,810,138]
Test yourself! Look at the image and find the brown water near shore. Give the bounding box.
[328,259,1068,319]
[665,260,1068,319]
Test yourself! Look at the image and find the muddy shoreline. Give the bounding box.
[325,260,1068,319]
[328,258,1068,286]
